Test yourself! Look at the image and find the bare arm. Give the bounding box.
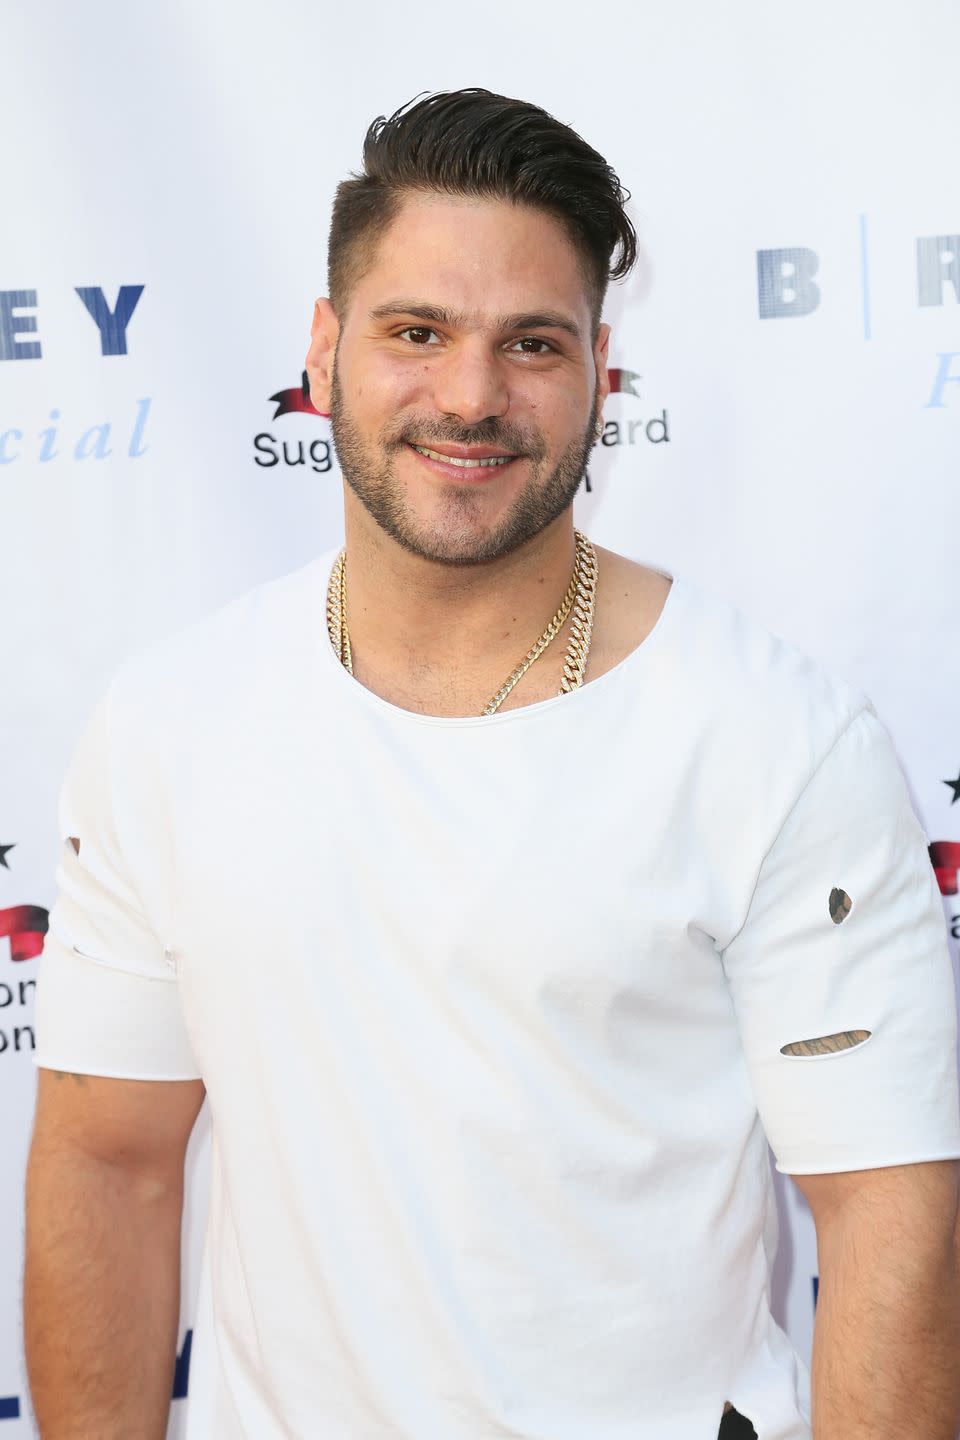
[793,1159,960,1439]
[23,1068,206,1440]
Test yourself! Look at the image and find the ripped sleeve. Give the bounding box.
[34,683,202,1081]
[720,705,960,1175]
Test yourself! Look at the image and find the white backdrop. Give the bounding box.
[2,1,958,1432]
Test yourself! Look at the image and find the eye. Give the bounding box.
[508,336,554,355]
[398,326,441,346]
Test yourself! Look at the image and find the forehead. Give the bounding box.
[350,192,593,330]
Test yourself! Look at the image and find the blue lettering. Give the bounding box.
[917,236,960,306]
[38,409,60,462]
[0,429,23,463]
[0,290,41,361]
[924,352,960,409]
[128,397,151,457]
[757,248,820,318]
[73,424,112,460]
[75,285,144,356]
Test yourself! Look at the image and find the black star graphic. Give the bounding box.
[0,843,15,869]
[944,773,960,806]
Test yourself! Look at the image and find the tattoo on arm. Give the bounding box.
[51,1071,88,1085]
[780,1029,872,1057]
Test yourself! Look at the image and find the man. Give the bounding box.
[23,89,960,1440]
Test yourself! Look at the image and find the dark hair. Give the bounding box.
[327,88,637,327]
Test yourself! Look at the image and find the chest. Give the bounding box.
[167,694,733,1056]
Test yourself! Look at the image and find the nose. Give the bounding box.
[429,340,510,427]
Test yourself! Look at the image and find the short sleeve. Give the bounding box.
[34,681,202,1081]
[721,704,960,1175]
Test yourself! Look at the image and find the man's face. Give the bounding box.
[310,192,610,565]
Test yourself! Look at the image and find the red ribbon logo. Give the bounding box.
[0,905,48,961]
[930,841,960,897]
[607,368,642,397]
[269,371,327,420]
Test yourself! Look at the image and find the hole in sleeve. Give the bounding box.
[66,836,80,855]
[780,1029,872,1057]
[828,886,853,923]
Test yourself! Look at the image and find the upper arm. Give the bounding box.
[792,1158,960,1233]
[30,1069,206,1180]
[792,1163,960,1307]
[34,680,203,1085]
[721,705,960,1177]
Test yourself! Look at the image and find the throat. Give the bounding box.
[325,529,603,718]
[348,639,572,719]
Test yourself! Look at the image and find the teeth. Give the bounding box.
[411,445,513,468]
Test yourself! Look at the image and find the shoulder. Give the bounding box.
[670,571,866,743]
[106,550,335,729]
[598,544,873,790]
[675,571,879,837]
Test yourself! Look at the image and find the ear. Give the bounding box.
[594,322,612,415]
[305,298,339,416]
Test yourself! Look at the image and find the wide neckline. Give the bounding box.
[309,546,681,730]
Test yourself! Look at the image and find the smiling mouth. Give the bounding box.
[408,443,517,469]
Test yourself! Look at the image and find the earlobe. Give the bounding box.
[305,298,339,416]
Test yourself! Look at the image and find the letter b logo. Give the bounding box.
[757,248,820,318]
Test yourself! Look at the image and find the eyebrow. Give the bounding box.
[368,300,583,343]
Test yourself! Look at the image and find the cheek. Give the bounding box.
[521,365,589,417]
[353,355,430,414]
[524,382,588,445]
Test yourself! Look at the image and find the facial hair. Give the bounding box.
[329,364,597,566]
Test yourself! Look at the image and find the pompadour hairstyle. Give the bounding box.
[327,88,638,328]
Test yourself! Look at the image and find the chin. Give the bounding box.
[396,526,507,567]
[387,496,514,565]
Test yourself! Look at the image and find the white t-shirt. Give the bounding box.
[35,549,960,1440]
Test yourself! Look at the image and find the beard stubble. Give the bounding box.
[329,366,597,566]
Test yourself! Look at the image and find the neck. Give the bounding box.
[338,500,578,703]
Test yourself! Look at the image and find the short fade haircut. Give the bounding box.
[327,88,637,331]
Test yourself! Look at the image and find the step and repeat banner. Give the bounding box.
[2,1,958,1432]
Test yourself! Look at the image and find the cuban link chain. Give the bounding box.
[558,531,599,693]
[326,530,598,716]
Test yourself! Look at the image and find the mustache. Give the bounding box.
[386,415,547,459]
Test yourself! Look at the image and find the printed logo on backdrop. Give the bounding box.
[0,285,151,465]
[0,843,45,1060]
[254,366,668,492]
[932,764,960,945]
[597,369,669,449]
[585,368,669,492]
[756,226,960,407]
[253,372,335,475]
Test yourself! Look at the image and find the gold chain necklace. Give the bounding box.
[326,531,599,717]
